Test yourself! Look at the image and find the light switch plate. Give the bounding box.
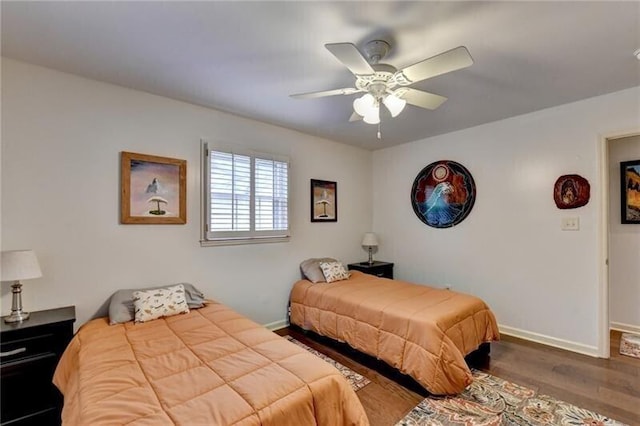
[561,217,580,231]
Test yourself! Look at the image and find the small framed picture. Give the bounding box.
[121,152,186,224]
[620,159,640,224]
[310,179,337,222]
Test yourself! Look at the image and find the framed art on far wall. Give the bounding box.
[620,159,640,224]
[410,160,476,228]
[310,179,337,222]
[121,151,186,224]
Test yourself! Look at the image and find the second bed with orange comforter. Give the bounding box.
[290,271,499,395]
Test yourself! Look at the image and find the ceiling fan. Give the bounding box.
[291,40,473,129]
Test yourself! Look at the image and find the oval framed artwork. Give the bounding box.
[553,174,590,209]
[410,160,476,228]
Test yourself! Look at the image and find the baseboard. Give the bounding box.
[499,324,600,357]
[264,319,289,331]
[610,321,640,334]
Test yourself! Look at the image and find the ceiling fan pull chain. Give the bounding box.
[377,122,381,140]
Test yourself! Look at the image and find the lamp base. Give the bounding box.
[4,280,30,323]
[4,310,30,323]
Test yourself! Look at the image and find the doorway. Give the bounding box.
[600,133,640,358]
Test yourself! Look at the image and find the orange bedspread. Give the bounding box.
[53,301,368,425]
[290,271,499,395]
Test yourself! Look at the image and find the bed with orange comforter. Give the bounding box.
[289,271,499,395]
[53,301,368,425]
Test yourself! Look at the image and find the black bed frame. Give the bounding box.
[288,324,491,397]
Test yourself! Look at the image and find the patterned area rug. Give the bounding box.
[620,333,640,359]
[397,369,627,426]
[285,336,370,391]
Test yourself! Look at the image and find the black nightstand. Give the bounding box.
[1,306,75,426]
[347,261,394,279]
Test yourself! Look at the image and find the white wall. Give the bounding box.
[608,135,640,332]
[1,59,373,328]
[373,87,640,355]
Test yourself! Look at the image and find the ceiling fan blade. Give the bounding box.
[325,43,375,76]
[400,88,448,110]
[394,46,473,85]
[349,112,363,122]
[290,87,360,99]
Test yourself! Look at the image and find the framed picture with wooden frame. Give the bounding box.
[120,151,186,224]
[620,159,640,224]
[310,179,337,222]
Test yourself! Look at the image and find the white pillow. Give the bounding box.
[133,284,190,323]
[319,261,350,283]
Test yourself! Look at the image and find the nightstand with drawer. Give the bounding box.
[1,306,75,426]
[347,261,394,279]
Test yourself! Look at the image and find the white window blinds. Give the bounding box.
[203,143,289,244]
[209,151,251,232]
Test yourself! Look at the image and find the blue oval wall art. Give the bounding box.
[410,160,476,228]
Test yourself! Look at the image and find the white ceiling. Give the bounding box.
[2,1,639,150]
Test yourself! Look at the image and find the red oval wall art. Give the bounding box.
[553,174,590,209]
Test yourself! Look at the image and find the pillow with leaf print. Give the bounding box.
[108,283,205,325]
[133,284,190,323]
[319,261,350,283]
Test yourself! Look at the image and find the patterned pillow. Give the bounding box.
[300,257,337,283]
[319,261,350,283]
[109,283,205,325]
[133,284,190,323]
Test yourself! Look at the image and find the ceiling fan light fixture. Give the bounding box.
[292,41,474,130]
[354,93,381,124]
[362,108,380,124]
[353,93,377,116]
[383,93,407,117]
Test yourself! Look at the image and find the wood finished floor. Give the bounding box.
[276,328,640,425]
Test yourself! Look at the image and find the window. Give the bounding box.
[202,142,289,245]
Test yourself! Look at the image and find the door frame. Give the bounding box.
[598,129,640,358]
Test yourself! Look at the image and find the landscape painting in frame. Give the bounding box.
[621,159,640,224]
[310,179,337,222]
[121,152,186,224]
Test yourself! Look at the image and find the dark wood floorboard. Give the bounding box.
[276,328,640,425]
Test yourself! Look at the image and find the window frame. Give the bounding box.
[200,141,290,246]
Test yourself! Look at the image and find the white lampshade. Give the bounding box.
[353,93,376,116]
[361,232,379,247]
[383,93,407,117]
[354,94,381,124]
[362,107,380,124]
[1,250,42,281]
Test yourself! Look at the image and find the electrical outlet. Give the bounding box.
[561,217,580,231]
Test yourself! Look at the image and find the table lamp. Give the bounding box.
[361,232,379,265]
[1,249,42,323]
